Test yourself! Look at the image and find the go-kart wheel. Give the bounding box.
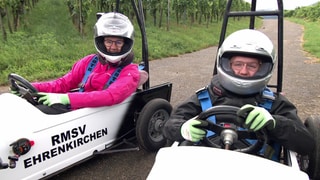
[136,98,172,152]
[301,115,320,179]
[195,105,267,154]
[8,73,38,105]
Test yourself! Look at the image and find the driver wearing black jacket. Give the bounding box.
[163,29,315,156]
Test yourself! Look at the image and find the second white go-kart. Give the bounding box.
[147,105,320,180]
[148,0,320,179]
[0,0,173,179]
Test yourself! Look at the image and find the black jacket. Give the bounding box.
[163,76,315,155]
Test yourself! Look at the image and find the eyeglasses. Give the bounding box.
[230,61,260,71]
[104,39,124,47]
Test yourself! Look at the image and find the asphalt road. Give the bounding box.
[1,19,320,180]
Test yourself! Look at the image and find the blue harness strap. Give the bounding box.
[196,87,216,136]
[258,87,281,161]
[138,63,145,70]
[259,87,275,111]
[79,55,99,92]
[79,55,123,92]
[197,87,214,117]
[104,66,123,89]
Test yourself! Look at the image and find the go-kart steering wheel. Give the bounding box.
[195,105,267,154]
[8,73,38,105]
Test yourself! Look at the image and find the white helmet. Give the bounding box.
[94,12,134,64]
[216,29,276,95]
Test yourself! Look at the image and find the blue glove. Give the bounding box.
[37,92,70,106]
[181,118,207,142]
[237,104,276,131]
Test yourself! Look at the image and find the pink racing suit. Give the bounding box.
[32,54,140,109]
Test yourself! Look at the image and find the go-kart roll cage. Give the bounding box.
[127,0,150,90]
[92,0,172,154]
[103,0,151,90]
[213,0,284,93]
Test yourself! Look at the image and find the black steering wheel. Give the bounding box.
[8,73,38,105]
[194,105,267,154]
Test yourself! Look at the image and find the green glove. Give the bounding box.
[238,104,276,131]
[37,92,70,106]
[10,88,21,96]
[181,118,206,142]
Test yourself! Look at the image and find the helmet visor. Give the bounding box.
[220,53,273,80]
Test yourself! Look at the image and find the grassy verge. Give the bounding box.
[0,0,274,86]
[286,18,320,61]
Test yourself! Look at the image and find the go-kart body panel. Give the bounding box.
[1,0,174,178]
[147,146,309,180]
[1,81,173,180]
[0,93,135,180]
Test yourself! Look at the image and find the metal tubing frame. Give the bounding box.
[214,0,284,93]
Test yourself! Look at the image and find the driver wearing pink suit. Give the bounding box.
[30,12,140,114]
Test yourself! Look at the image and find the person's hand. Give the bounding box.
[37,93,70,106]
[181,118,207,142]
[237,104,276,131]
[9,87,21,96]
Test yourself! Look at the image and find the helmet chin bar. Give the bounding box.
[217,70,271,95]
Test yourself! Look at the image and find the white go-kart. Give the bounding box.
[0,73,172,180]
[148,0,320,179]
[0,0,173,179]
[147,105,320,180]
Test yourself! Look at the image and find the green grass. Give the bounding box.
[286,18,320,61]
[6,0,320,87]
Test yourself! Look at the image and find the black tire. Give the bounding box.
[136,98,172,152]
[304,115,320,180]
